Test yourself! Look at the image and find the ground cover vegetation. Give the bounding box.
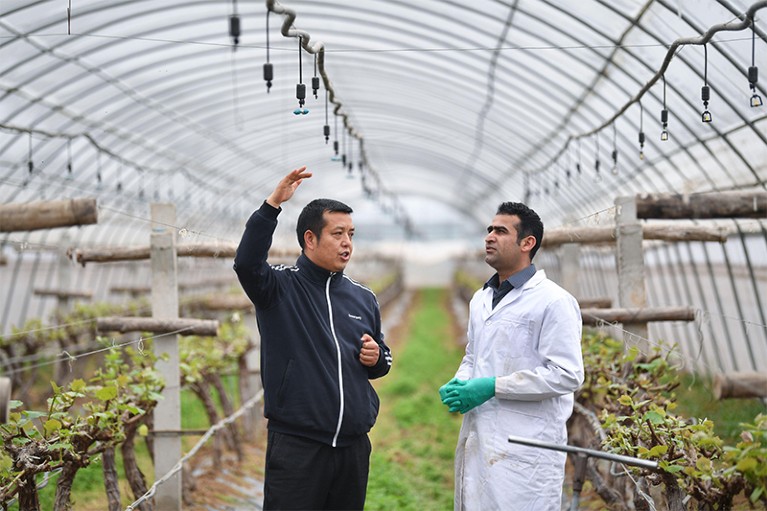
[2,280,765,510]
[366,288,465,511]
[0,301,253,510]
[575,332,767,510]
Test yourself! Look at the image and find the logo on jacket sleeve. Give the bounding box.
[348,313,362,320]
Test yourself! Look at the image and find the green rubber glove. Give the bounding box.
[442,377,495,414]
[439,377,464,402]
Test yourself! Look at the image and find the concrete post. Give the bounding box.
[243,321,262,438]
[615,196,649,353]
[559,243,581,298]
[150,204,182,511]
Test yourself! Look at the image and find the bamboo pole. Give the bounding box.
[0,198,97,232]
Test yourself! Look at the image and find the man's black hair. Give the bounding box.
[496,202,544,260]
[296,198,353,249]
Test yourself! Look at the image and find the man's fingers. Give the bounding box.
[442,396,462,407]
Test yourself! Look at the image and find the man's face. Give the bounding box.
[484,214,532,277]
[307,211,355,272]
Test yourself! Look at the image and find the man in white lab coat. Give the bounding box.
[440,201,584,511]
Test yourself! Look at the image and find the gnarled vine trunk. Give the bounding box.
[207,372,242,459]
[17,471,41,511]
[53,463,79,511]
[122,418,153,511]
[191,380,229,465]
[102,446,121,511]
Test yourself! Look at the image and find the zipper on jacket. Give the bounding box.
[326,274,344,447]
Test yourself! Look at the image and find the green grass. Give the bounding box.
[673,373,766,442]
[366,288,466,511]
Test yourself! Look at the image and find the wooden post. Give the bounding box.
[0,198,97,232]
[635,191,767,219]
[577,298,612,309]
[96,317,219,336]
[713,372,767,399]
[580,306,695,326]
[150,204,182,511]
[615,196,649,352]
[541,223,729,246]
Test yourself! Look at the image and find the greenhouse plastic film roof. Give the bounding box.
[1,0,766,247]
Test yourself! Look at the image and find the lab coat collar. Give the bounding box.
[481,268,547,318]
[483,264,537,291]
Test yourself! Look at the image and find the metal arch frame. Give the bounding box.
[3,0,516,212]
[1,2,767,229]
[469,0,745,203]
[542,0,767,184]
[481,0,767,223]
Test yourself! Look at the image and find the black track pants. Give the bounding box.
[263,430,372,510]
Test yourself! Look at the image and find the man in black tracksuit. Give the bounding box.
[233,166,392,510]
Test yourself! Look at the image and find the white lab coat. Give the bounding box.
[454,269,584,511]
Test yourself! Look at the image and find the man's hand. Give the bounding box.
[266,166,312,208]
[439,377,463,401]
[359,334,380,367]
[440,377,495,414]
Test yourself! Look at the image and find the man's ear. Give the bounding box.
[303,230,316,251]
[520,235,536,254]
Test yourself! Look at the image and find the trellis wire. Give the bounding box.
[124,389,265,511]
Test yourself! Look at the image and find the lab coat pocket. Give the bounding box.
[494,408,545,466]
[492,315,535,359]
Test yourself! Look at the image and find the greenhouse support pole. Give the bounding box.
[150,203,182,511]
[58,232,73,312]
[53,232,72,383]
[242,325,263,439]
[559,242,581,298]
[615,196,649,353]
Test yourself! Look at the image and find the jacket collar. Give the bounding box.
[296,253,343,284]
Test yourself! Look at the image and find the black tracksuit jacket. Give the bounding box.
[233,202,392,447]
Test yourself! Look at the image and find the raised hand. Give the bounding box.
[266,166,313,208]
